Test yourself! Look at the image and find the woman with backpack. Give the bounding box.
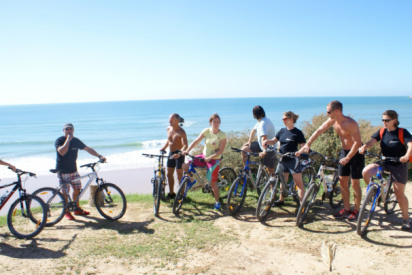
[359,110,412,230]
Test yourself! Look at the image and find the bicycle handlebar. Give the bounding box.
[364,151,401,163]
[8,167,36,177]
[308,151,339,164]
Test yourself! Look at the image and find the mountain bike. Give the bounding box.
[226,147,271,216]
[296,151,342,227]
[0,168,47,239]
[33,160,126,226]
[172,154,236,216]
[357,151,399,236]
[256,149,314,222]
[142,151,169,217]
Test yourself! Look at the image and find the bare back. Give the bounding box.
[332,115,361,150]
[167,126,188,152]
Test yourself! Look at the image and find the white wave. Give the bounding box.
[182,121,197,127]
[141,139,167,148]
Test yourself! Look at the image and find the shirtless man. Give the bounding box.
[160,113,188,200]
[299,101,364,221]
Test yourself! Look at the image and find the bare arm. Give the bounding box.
[160,140,169,152]
[339,123,362,165]
[359,138,378,154]
[181,131,188,151]
[400,141,412,163]
[57,135,73,156]
[183,133,204,154]
[247,128,256,146]
[300,118,334,153]
[83,146,106,162]
[0,160,16,172]
[258,135,268,158]
[295,142,306,157]
[263,137,278,147]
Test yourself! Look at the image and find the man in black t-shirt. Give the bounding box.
[55,123,106,220]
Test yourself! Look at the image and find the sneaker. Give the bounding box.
[401,219,412,231]
[166,193,176,200]
[348,210,359,222]
[65,212,75,220]
[333,209,352,219]
[214,202,221,210]
[272,200,285,207]
[73,208,90,215]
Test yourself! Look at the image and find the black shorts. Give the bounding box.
[276,157,302,174]
[338,149,365,179]
[382,161,409,185]
[167,150,185,169]
[250,141,276,169]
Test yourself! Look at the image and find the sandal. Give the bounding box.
[401,219,412,231]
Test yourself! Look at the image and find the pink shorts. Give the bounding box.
[191,154,220,182]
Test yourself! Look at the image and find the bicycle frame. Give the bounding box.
[0,172,34,210]
[57,170,99,206]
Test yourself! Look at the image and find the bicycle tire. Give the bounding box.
[301,166,315,188]
[32,187,67,226]
[153,177,162,216]
[216,167,236,199]
[329,176,343,209]
[226,177,247,216]
[94,183,127,220]
[384,180,397,214]
[173,178,189,216]
[7,194,47,239]
[256,178,279,222]
[255,168,269,196]
[357,185,378,236]
[296,183,318,227]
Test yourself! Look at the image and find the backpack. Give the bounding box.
[379,127,412,162]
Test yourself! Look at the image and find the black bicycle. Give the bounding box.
[0,168,47,239]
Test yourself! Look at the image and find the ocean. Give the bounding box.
[0,96,411,178]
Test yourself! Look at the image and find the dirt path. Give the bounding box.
[1,188,412,274]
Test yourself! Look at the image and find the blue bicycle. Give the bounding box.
[356,151,399,236]
[172,153,236,216]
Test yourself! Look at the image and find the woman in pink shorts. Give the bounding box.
[183,113,227,210]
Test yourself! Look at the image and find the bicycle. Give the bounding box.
[356,151,399,236]
[142,151,169,216]
[256,149,307,222]
[225,147,271,216]
[0,168,47,239]
[33,160,126,226]
[172,153,236,216]
[296,151,342,227]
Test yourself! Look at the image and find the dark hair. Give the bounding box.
[328,100,343,112]
[283,111,299,123]
[383,110,399,127]
[253,105,266,119]
[209,113,221,124]
[172,113,184,126]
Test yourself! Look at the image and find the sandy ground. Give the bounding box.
[1,168,412,274]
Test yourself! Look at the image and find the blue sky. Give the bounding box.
[1,0,411,105]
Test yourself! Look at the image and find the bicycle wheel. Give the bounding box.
[7,195,47,239]
[173,178,189,216]
[357,185,378,236]
[256,178,279,222]
[94,183,127,220]
[217,167,236,199]
[255,168,269,196]
[329,176,343,209]
[296,183,318,227]
[226,177,247,216]
[153,177,162,216]
[301,166,315,188]
[384,180,397,214]
[32,187,66,226]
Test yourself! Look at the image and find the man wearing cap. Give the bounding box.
[55,123,106,220]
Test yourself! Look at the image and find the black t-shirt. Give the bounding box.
[371,128,412,158]
[55,136,86,173]
[275,127,306,154]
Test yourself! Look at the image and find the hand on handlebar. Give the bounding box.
[358,145,367,155]
[299,144,310,154]
[400,156,409,163]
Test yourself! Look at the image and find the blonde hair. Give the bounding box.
[284,111,299,123]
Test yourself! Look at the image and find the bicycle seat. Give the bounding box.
[49,169,62,174]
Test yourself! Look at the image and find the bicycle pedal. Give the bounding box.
[315,200,323,206]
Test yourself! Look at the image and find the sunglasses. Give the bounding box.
[382,119,393,123]
[64,127,73,130]
[282,117,288,121]
[327,110,333,114]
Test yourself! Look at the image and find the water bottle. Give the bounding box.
[324,175,333,192]
[0,190,9,204]
[376,167,383,180]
